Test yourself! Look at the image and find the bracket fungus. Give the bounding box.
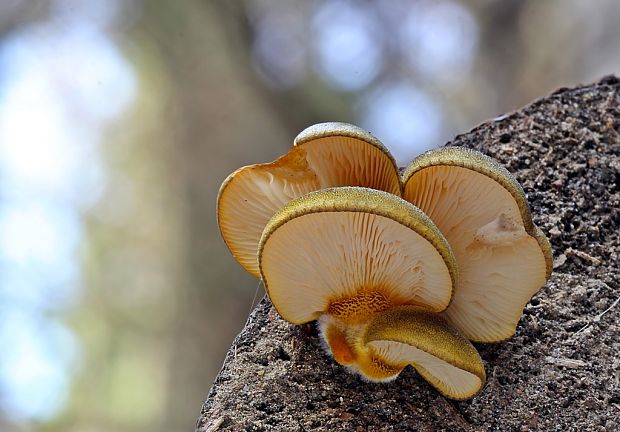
[216,122,552,400]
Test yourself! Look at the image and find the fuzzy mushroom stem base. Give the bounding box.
[197,77,620,432]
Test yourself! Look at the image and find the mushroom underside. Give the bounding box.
[259,188,455,324]
[217,125,401,277]
[403,159,549,341]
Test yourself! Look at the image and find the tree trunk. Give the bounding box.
[196,77,620,432]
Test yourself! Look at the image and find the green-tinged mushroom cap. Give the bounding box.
[364,306,486,399]
[319,305,486,400]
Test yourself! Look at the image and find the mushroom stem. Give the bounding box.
[318,314,402,382]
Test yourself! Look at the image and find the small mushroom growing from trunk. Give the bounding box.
[216,122,552,400]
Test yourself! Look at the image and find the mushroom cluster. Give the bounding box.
[217,123,552,400]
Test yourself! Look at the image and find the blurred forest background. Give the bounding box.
[0,1,618,431]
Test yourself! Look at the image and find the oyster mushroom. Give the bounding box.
[216,123,553,399]
[402,147,553,342]
[217,122,400,277]
[258,187,485,399]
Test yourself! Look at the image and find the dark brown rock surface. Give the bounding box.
[197,78,620,432]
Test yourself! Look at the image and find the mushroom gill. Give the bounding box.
[258,187,456,324]
[217,122,400,277]
[402,147,552,342]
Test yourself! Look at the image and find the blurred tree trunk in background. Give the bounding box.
[132,1,300,429]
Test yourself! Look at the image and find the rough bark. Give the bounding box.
[196,77,620,432]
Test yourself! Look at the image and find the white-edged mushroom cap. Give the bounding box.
[363,306,486,400]
[259,187,456,324]
[402,147,553,342]
[217,123,400,277]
